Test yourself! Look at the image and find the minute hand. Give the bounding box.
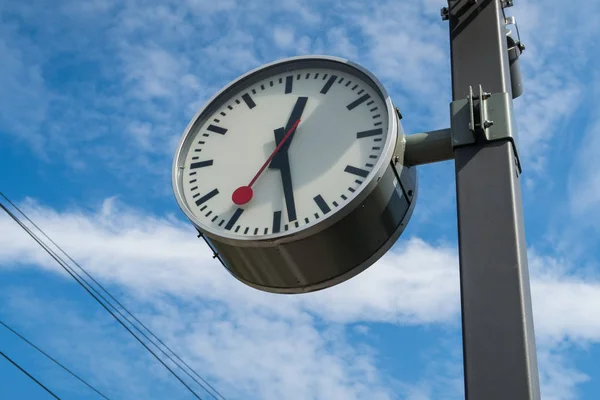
[270,96,308,168]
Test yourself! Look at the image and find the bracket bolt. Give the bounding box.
[484,120,494,128]
[441,7,449,20]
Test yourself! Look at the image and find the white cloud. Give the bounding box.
[1,199,600,398]
[273,26,296,49]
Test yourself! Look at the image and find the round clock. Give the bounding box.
[173,55,417,294]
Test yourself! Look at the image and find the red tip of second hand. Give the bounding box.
[232,186,253,205]
[232,118,301,206]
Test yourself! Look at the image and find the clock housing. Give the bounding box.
[173,56,417,293]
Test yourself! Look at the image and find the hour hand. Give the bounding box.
[272,127,297,221]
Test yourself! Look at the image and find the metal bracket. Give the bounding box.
[450,85,522,172]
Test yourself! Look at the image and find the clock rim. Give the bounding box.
[172,55,399,246]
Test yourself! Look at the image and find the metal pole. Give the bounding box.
[447,1,541,399]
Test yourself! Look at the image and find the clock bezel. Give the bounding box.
[172,55,399,246]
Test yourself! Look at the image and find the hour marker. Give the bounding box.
[304,218,309,224]
[190,171,197,176]
[203,134,209,137]
[294,221,299,228]
[235,99,240,104]
[345,81,352,87]
[195,189,219,206]
[270,80,273,87]
[367,100,375,106]
[297,74,301,80]
[372,114,381,119]
[261,84,265,90]
[194,149,202,152]
[220,112,226,116]
[374,122,383,126]
[254,228,259,235]
[198,141,205,144]
[306,73,310,79]
[285,224,289,231]
[225,208,244,230]
[206,211,212,217]
[314,213,319,219]
[252,89,256,94]
[212,216,218,222]
[357,89,365,95]
[200,205,207,211]
[374,138,383,142]
[279,77,282,84]
[351,84,358,90]
[369,155,378,159]
[264,228,268,234]
[235,226,241,233]
[366,163,374,167]
[219,220,225,226]
[207,125,227,135]
[314,73,319,79]
[370,107,378,112]
[242,93,256,109]
[341,194,348,200]
[193,193,200,198]
[322,74,328,80]
[192,157,199,160]
[214,119,220,123]
[190,160,213,169]
[344,165,369,178]
[347,94,371,110]
[320,75,338,94]
[372,147,381,150]
[333,201,339,207]
[272,211,282,234]
[285,76,293,94]
[227,105,233,110]
[348,187,356,193]
[191,186,198,191]
[338,77,344,83]
[357,128,383,139]
[355,180,363,184]
[314,195,331,214]
[244,227,250,234]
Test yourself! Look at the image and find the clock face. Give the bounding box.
[174,58,395,240]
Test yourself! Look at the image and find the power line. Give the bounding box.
[0,193,227,400]
[0,194,229,400]
[0,200,204,400]
[0,350,62,400]
[0,319,110,399]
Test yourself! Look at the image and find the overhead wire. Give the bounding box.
[0,319,111,400]
[0,193,227,400]
[0,350,62,400]
[0,193,229,400]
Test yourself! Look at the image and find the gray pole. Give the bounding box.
[446,0,541,398]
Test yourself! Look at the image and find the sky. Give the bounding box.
[1,0,600,399]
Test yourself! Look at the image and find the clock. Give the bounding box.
[173,55,417,294]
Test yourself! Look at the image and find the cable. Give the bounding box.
[0,200,205,400]
[0,193,227,400]
[0,193,228,400]
[0,319,110,399]
[0,351,62,400]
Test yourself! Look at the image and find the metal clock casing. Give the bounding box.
[172,56,417,294]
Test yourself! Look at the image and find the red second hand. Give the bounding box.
[232,119,301,205]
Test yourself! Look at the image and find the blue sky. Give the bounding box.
[1,0,600,399]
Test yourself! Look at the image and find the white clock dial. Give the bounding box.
[176,63,392,239]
